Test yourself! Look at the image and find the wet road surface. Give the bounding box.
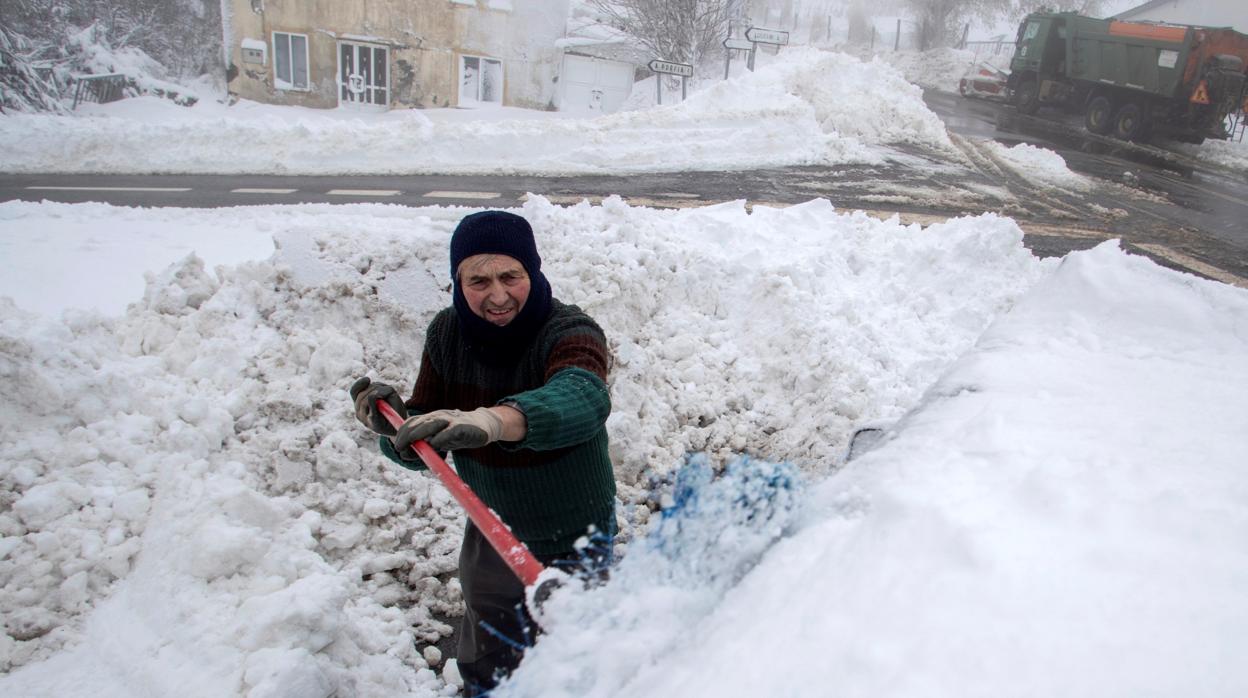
[922,89,1248,284]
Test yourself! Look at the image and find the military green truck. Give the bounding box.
[1007,11,1248,142]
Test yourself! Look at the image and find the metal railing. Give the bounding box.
[71,73,127,109]
[962,39,1016,63]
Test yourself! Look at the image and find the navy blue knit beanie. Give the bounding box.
[450,210,542,280]
[449,211,553,362]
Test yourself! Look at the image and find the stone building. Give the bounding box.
[226,0,574,111]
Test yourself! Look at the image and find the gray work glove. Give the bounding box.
[349,377,407,436]
[394,408,504,452]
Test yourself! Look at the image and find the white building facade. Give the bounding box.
[1114,0,1246,32]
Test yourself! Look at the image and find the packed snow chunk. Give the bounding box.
[319,520,369,551]
[362,498,393,519]
[442,658,464,690]
[13,481,91,528]
[307,330,364,384]
[220,482,289,531]
[243,647,333,698]
[111,488,151,521]
[56,571,92,611]
[141,254,219,315]
[237,574,350,653]
[313,430,364,481]
[188,518,272,579]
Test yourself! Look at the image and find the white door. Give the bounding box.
[459,55,504,107]
[559,54,635,116]
[338,42,389,110]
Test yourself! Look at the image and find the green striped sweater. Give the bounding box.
[379,300,616,555]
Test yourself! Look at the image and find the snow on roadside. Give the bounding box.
[504,240,1248,698]
[1175,135,1248,174]
[0,48,951,176]
[987,141,1093,190]
[0,197,1048,695]
[878,47,980,93]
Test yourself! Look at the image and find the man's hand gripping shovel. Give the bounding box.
[374,400,567,618]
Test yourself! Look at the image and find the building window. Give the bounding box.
[273,31,309,90]
[459,55,503,106]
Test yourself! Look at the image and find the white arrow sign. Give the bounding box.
[745,27,790,45]
[723,38,754,51]
[648,59,694,77]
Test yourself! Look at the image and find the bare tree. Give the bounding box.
[900,0,1110,51]
[586,0,736,67]
[903,0,998,50]
[1011,0,1107,18]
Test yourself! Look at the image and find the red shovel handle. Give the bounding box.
[376,400,545,587]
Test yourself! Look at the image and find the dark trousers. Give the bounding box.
[456,521,611,696]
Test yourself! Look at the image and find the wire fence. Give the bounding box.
[962,39,1016,64]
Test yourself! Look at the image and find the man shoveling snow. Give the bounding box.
[350,211,616,695]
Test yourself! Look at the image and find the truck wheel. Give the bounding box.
[1112,103,1149,141]
[1085,96,1114,135]
[1014,78,1041,115]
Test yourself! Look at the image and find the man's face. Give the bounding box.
[458,254,531,326]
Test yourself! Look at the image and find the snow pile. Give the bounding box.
[0,196,1048,695]
[0,202,274,317]
[503,241,1248,697]
[675,47,954,155]
[989,141,1092,190]
[878,47,979,93]
[0,48,953,175]
[1177,134,1248,173]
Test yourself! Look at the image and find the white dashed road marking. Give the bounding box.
[26,186,192,192]
[326,189,401,196]
[422,191,502,199]
[232,188,298,194]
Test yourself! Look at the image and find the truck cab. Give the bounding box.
[1008,13,1072,114]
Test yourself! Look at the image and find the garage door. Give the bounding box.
[559,54,635,116]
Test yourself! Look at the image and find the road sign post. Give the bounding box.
[723,36,754,78]
[648,59,694,105]
[743,27,790,71]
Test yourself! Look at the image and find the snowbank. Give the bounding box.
[0,197,1047,695]
[0,48,952,175]
[988,141,1093,190]
[878,47,980,93]
[503,240,1248,697]
[1176,135,1248,174]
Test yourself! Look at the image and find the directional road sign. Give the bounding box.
[723,38,754,51]
[648,59,694,77]
[745,27,790,45]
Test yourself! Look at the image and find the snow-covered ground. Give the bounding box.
[2,44,1247,698]
[0,48,951,175]
[3,195,1246,698]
